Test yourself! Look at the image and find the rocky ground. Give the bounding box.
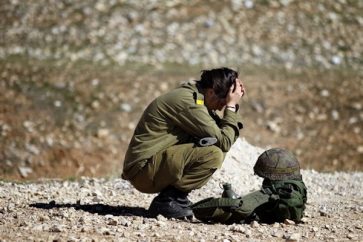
[0,1,362,240]
[0,139,362,241]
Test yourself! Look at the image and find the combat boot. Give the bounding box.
[148,186,193,219]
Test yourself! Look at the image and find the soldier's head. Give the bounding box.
[198,67,239,111]
[253,148,302,181]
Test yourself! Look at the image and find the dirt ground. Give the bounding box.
[0,60,362,180]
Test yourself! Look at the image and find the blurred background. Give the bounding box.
[0,0,362,180]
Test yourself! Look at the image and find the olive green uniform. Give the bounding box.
[122,81,243,193]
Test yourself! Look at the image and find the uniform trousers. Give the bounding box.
[129,143,224,193]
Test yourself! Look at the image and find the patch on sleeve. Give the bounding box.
[196,99,204,105]
[193,92,205,105]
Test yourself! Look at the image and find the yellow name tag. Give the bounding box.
[196,99,204,105]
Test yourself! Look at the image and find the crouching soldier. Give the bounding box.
[191,148,307,224]
[121,67,245,219]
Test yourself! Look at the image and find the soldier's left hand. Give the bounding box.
[236,79,246,97]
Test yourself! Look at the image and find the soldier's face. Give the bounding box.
[205,89,227,111]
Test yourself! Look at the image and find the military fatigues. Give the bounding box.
[122,82,243,193]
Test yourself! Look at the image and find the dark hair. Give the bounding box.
[198,67,239,98]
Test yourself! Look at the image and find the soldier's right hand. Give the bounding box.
[226,79,245,107]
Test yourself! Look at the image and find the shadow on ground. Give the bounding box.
[30,201,149,217]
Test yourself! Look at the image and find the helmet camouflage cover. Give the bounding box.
[254,148,302,180]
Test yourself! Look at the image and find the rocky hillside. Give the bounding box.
[1,0,362,70]
[0,0,362,180]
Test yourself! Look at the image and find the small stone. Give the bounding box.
[39,215,50,222]
[287,233,301,241]
[347,234,356,239]
[54,100,62,107]
[92,196,102,202]
[25,143,40,155]
[49,225,62,232]
[156,220,166,227]
[250,220,260,228]
[203,19,214,28]
[285,233,301,242]
[19,221,29,227]
[153,232,161,238]
[271,230,284,238]
[243,0,254,9]
[32,224,44,231]
[244,229,252,237]
[319,206,328,216]
[284,219,295,225]
[331,110,339,120]
[107,218,118,226]
[311,227,319,232]
[120,103,132,112]
[91,79,99,86]
[300,217,309,223]
[331,55,342,65]
[351,102,362,110]
[18,166,33,178]
[272,223,281,228]
[91,100,100,109]
[156,215,167,221]
[101,228,111,235]
[229,225,246,233]
[266,121,281,133]
[160,82,169,91]
[23,121,35,132]
[320,89,330,97]
[97,128,109,138]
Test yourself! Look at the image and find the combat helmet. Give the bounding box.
[254,148,302,180]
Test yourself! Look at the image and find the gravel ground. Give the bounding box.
[1,138,362,241]
[1,2,362,240]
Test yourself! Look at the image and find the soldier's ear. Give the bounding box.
[206,88,216,97]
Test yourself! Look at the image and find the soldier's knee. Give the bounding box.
[207,146,224,169]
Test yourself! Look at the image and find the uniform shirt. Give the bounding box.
[122,81,243,180]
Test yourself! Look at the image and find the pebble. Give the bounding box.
[320,89,330,97]
[49,225,62,232]
[97,128,110,138]
[285,233,301,242]
[18,167,33,178]
[284,219,295,225]
[271,230,284,238]
[300,217,309,224]
[156,215,167,222]
[54,100,62,108]
[319,206,328,216]
[250,221,260,228]
[229,224,246,233]
[120,103,132,112]
[107,218,118,226]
